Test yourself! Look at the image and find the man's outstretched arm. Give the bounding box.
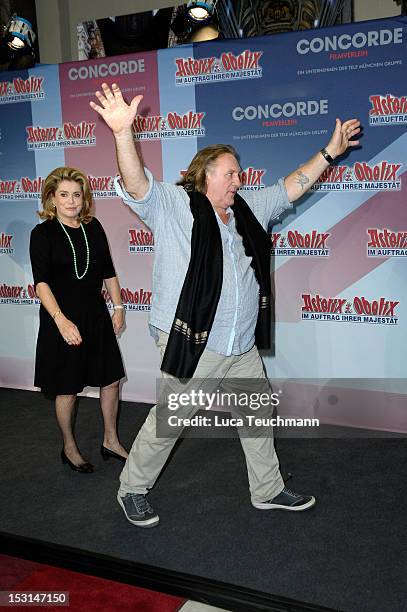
[284,118,361,202]
[90,82,149,199]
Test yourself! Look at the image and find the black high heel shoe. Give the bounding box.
[100,445,127,464]
[61,450,94,473]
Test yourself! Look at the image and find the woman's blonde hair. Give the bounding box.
[39,166,93,223]
[177,144,239,193]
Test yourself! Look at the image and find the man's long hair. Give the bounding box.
[177,144,239,193]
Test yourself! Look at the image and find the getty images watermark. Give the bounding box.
[156,378,320,438]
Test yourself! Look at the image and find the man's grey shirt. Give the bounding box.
[115,170,292,356]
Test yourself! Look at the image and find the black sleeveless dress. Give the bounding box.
[29,217,125,395]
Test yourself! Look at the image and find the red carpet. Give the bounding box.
[0,554,186,611]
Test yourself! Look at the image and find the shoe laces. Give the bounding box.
[283,487,301,498]
[132,494,152,514]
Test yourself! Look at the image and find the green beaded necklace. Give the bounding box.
[57,218,89,280]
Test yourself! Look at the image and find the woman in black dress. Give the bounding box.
[30,166,127,473]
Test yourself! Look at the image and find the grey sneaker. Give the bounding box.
[252,487,316,511]
[117,492,159,527]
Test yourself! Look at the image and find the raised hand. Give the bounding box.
[326,118,361,159]
[89,82,143,135]
[284,117,362,202]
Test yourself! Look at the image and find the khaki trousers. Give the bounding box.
[119,331,284,503]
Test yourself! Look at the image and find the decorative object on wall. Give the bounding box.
[77,20,105,60]
[217,0,351,38]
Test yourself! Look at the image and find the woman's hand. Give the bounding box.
[55,315,82,346]
[112,309,125,335]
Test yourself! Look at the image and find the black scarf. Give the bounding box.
[160,191,272,378]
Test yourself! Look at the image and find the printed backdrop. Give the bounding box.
[0,17,406,430]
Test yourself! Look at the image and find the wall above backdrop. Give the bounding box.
[77,0,358,59]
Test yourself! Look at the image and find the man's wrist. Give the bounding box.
[113,127,134,141]
[320,147,335,165]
